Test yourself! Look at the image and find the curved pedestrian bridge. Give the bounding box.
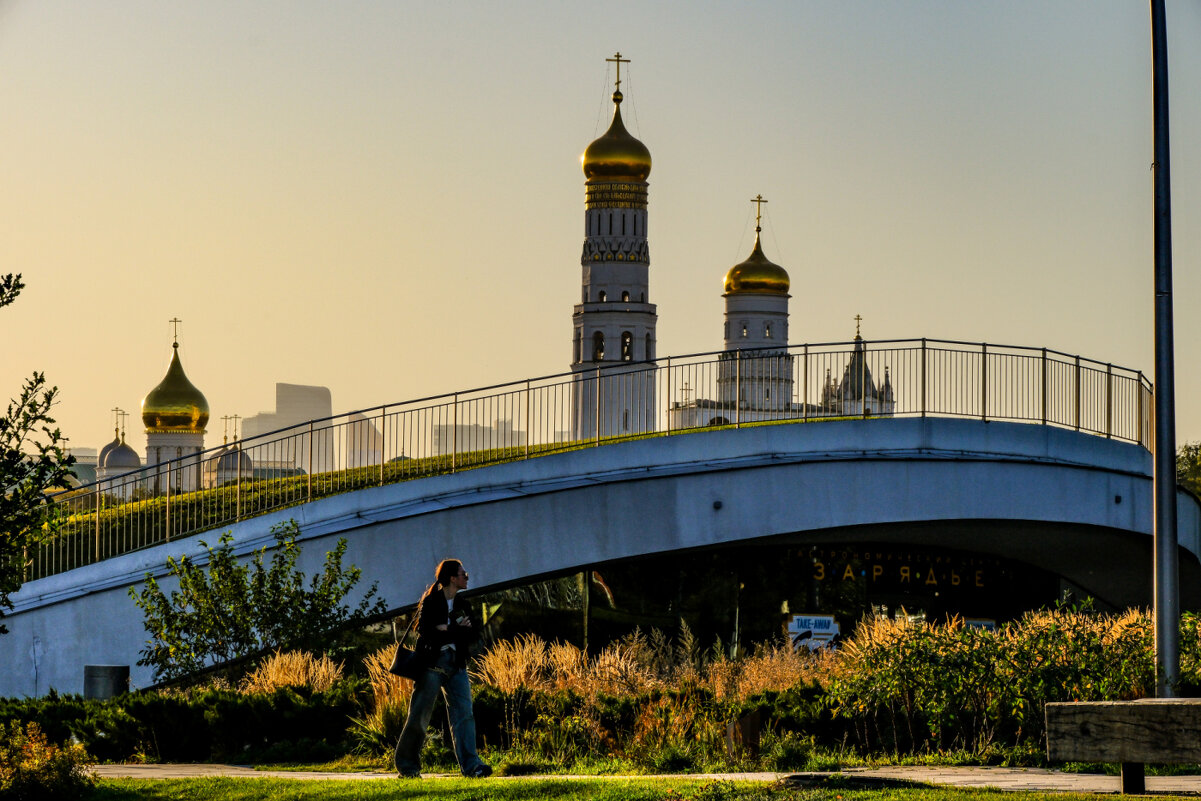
[35,338,1151,580]
[8,412,1199,698]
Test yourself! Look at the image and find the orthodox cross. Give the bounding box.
[221,414,232,443]
[854,314,863,338]
[169,317,182,344]
[606,52,630,92]
[751,194,768,231]
[229,414,242,441]
[111,406,123,432]
[116,409,129,438]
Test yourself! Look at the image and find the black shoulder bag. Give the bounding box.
[388,612,422,680]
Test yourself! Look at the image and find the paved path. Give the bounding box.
[91,763,1201,794]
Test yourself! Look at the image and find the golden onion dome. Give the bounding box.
[141,343,209,432]
[582,91,652,182]
[723,232,790,295]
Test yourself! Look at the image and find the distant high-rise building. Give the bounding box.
[345,412,383,469]
[242,383,334,473]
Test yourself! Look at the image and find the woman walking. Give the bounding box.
[394,559,492,779]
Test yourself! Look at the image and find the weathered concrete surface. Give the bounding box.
[5,418,1199,698]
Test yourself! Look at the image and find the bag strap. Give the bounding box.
[395,606,419,645]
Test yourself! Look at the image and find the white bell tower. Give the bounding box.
[571,53,657,440]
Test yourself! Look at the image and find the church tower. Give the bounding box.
[718,196,793,412]
[141,323,209,494]
[571,53,658,439]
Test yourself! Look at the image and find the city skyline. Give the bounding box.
[2,1,1201,453]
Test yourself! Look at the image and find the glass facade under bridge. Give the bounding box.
[461,541,1062,654]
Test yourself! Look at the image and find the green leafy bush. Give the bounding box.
[827,606,1155,757]
[129,518,387,682]
[0,721,94,800]
[0,680,369,764]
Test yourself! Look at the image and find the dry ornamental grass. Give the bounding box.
[240,650,344,694]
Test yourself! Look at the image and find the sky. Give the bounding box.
[2,1,1201,453]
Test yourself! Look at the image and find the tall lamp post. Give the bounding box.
[1150,0,1178,698]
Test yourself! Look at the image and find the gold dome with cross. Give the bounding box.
[581,52,652,182]
[141,320,210,432]
[723,195,790,295]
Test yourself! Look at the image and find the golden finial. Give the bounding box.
[606,52,630,100]
[221,414,232,444]
[854,314,863,338]
[169,317,182,346]
[751,194,768,233]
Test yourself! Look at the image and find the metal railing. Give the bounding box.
[32,338,1151,580]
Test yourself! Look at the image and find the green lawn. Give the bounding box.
[89,777,1151,801]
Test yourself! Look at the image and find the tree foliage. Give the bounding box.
[0,273,75,634]
[130,519,388,682]
[1178,441,1201,496]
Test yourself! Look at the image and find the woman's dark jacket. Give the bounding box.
[413,587,478,670]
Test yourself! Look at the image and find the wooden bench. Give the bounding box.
[1046,699,1201,794]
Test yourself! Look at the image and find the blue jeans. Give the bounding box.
[393,649,485,775]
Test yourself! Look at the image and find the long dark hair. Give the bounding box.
[435,559,463,587]
[419,558,463,604]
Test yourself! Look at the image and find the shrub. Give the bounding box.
[348,644,413,756]
[0,679,369,765]
[763,731,814,771]
[827,606,1156,757]
[241,650,344,694]
[0,721,94,801]
[129,518,388,682]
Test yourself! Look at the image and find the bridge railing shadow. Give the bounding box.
[32,338,1150,580]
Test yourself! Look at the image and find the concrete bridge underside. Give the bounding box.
[5,417,1199,697]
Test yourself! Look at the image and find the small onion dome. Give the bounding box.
[141,342,210,432]
[216,444,252,473]
[202,445,228,476]
[103,437,141,470]
[723,232,790,295]
[98,429,121,466]
[581,91,652,182]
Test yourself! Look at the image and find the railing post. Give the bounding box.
[164,463,171,543]
[1041,349,1048,426]
[452,393,459,472]
[981,343,988,421]
[305,420,314,501]
[803,345,809,422]
[666,358,673,435]
[1139,373,1147,448]
[595,366,602,446]
[94,485,101,563]
[861,342,868,419]
[380,406,387,485]
[524,382,531,459]
[1106,364,1113,438]
[236,445,242,521]
[735,350,742,428]
[921,338,927,418]
[1080,357,1090,432]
